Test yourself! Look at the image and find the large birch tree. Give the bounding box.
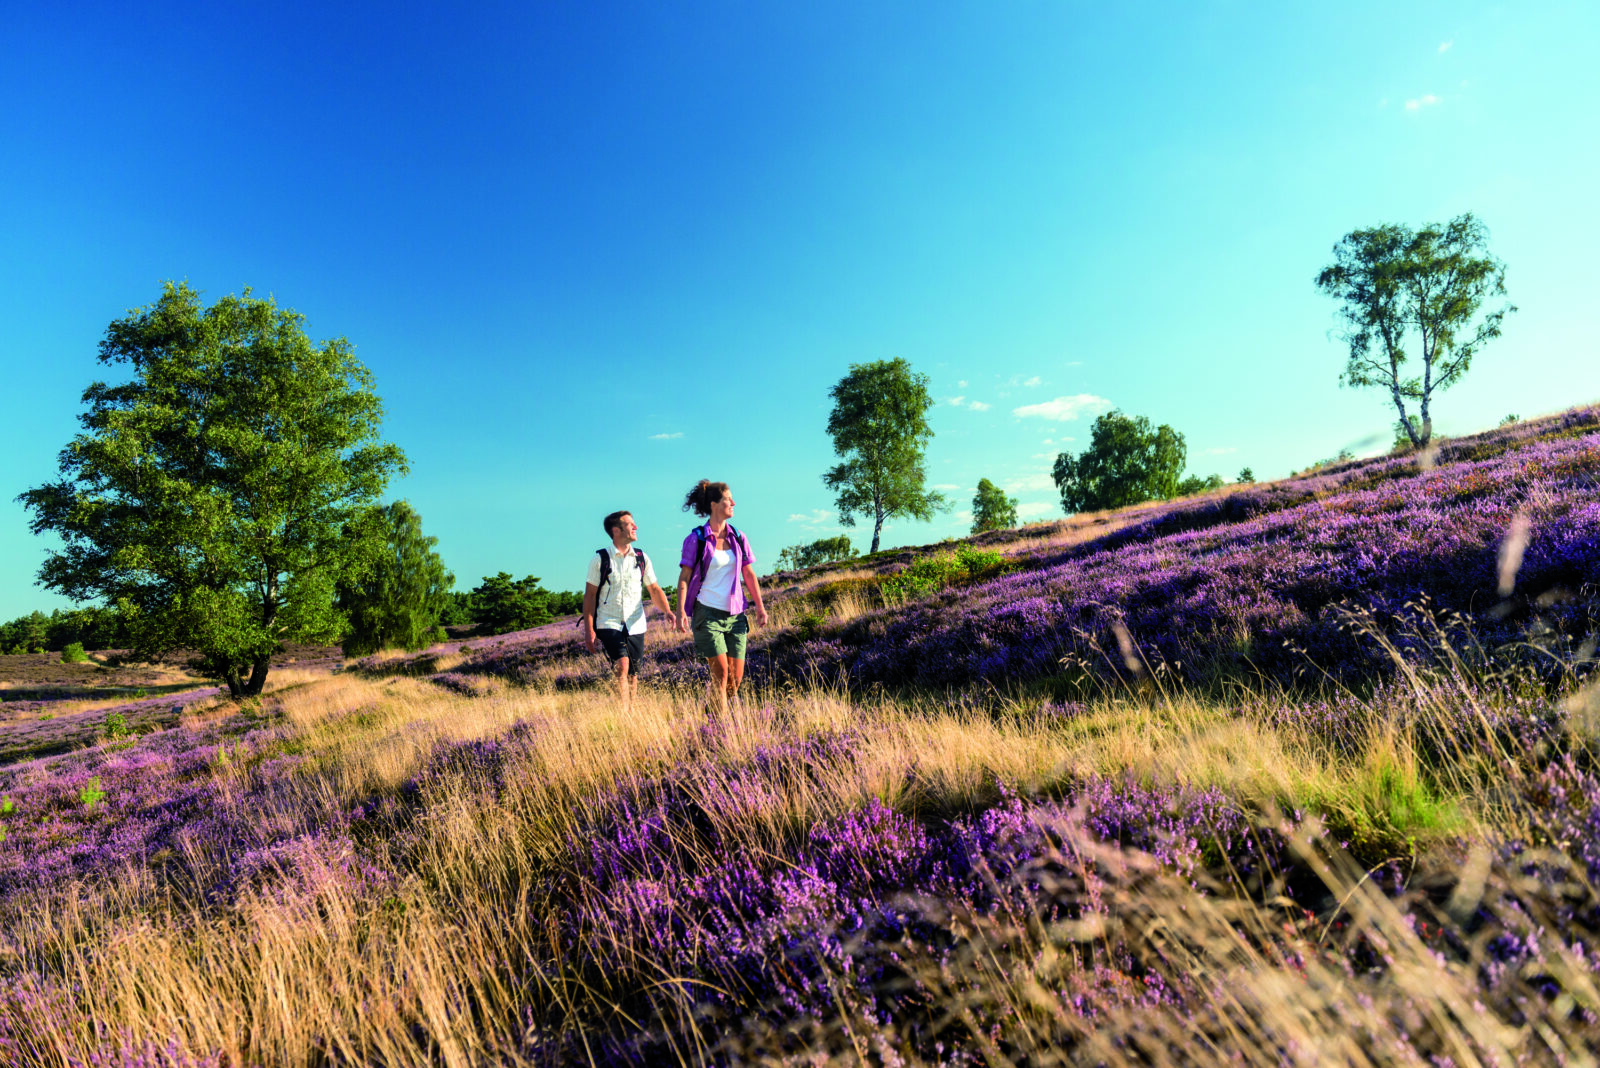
[822,358,947,554]
[1316,213,1515,449]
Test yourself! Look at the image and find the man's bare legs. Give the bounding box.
[614,656,636,714]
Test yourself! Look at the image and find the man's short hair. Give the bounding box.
[603,510,632,538]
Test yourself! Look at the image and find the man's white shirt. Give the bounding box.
[586,546,658,635]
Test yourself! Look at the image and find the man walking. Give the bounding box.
[582,510,677,712]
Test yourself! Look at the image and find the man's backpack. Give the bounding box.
[595,547,649,607]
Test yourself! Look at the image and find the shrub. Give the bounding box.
[60,642,88,663]
[102,712,129,740]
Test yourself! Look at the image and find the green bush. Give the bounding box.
[879,545,1012,604]
[61,642,88,663]
[102,712,130,740]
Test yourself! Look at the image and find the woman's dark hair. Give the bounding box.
[602,510,632,538]
[682,480,729,517]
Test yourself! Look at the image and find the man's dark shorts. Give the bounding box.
[597,628,645,666]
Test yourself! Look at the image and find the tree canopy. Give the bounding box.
[1315,212,1515,448]
[336,501,454,657]
[471,572,553,634]
[1051,411,1186,514]
[19,282,406,696]
[822,358,947,553]
[774,535,858,574]
[970,478,1018,534]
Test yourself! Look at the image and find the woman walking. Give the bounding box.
[675,480,768,715]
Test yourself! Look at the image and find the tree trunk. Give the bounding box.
[222,665,245,699]
[243,656,270,697]
[871,509,885,554]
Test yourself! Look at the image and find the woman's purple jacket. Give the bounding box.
[679,524,757,614]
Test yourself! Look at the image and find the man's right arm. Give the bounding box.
[582,583,600,651]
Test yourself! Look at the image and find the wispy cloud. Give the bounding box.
[1016,500,1057,520]
[1012,394,1112,422]
[947,396,966,407]
[649,431,683,440]
[1405,93,1440,110]
[968,400,992,411]
[787,509,833,526]
[1438,39,1453,53]
[957,380,968,388]
[1023,375,1041,387]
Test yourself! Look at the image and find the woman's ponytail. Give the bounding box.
[682,479,729,517]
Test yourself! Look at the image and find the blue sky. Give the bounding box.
[3,1,1597,620]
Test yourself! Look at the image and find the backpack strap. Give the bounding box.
[594,548,612,605]
[690,526,709,589]
[598,546,648,606]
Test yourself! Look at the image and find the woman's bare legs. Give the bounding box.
[705,655,747,715]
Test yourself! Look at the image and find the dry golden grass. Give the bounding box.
[0,663,1576,1067]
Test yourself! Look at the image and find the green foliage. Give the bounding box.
[0,797,11,844]
[822,358,948,553]
[102,712,129,740]
[1237,467,1255,484]
[1051,410,1187,514]
[0,611,49,654]
[1500,413,1520,427]
[18,282,406,698]
[546,590,585,617]
[437,590,478,627]
[471,572,553,634]
[1174,473,1225,497]
[880,545,1008,603]
[774,535,859,574]
[336,501,454,657]
[1,607,130,654]
[79,777,105,810]
[794,611,826,640]
[970,478,1018,534]
[1316,212,1515,449]
[60,642,88,663]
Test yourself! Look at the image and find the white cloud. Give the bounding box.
[649,431,683,440]
[1012,394,1113,421]
[957,380,968,388]
[1065,360,1083,367]
[787,509,833,526]
[1023,375,1041,387]
[968,400,992,411]
[1405,93,1440,110]
[947,396,966,407]
[1004,472,1057,494]
[1031,452,1050,460]
[1438,39,1453,53]
[1016,500,1057,520]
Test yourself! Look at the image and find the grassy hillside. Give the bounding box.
[1,408,1598,1066]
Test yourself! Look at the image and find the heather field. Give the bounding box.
[3,409,1600,1067]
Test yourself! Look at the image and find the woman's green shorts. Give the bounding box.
[692,604,749,660]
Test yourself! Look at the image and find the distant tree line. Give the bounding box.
[0,607,130,655]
